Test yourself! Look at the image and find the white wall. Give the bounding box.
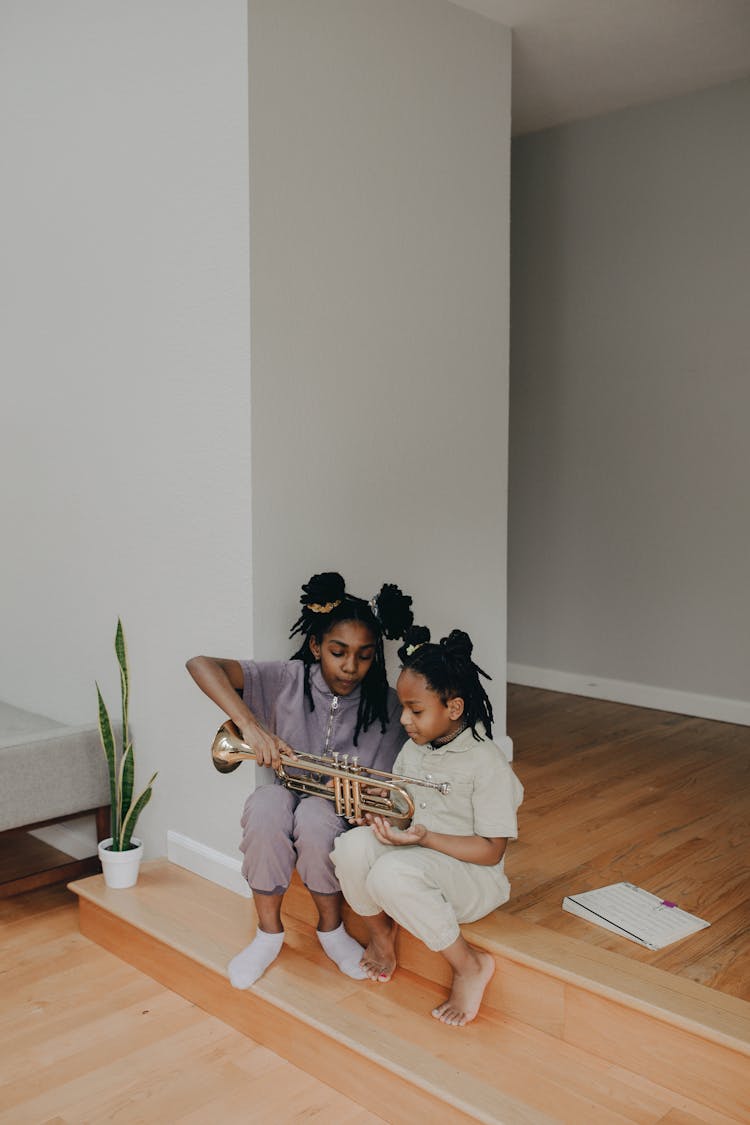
[508,78,750,723]
[0,1,253,859]
[0,0,512,881]
[249,0,512,739]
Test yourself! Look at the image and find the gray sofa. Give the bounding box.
[0,700,110,895]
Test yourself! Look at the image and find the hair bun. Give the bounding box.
[397,624,431,662]
[374,583,414,640]
[300,572,346,609]
[440,629,473,661]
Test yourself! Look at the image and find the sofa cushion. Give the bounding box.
[0,701,110,832]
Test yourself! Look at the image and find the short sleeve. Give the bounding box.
[239,661,290,731]
[472,753,524,839]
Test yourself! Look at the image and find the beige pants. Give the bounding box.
[331,826,510,952]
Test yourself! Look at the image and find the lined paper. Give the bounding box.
[562,882,710,951]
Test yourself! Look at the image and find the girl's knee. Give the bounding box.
[365,851,419,903]
[294,796,346,854]
[243,784,294,815]
[330,825,372,876]
[241,785,295,839]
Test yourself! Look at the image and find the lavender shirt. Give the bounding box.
[240,660,406,774]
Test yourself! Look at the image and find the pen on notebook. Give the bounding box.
[566,897,649,944]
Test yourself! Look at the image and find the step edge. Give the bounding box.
[169,834,750,1040]
[75,891,554,1125]
[70,863,750,1058]
[283,879,750,1053]
[252,967,554,1125]
[464,923,750,1054]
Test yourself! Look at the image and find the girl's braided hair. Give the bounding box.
[397,625,494,740]
[289,572,413,745]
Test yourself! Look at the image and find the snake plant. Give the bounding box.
[96,619,157,851]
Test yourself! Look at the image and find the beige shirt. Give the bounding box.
[393,725,524,839]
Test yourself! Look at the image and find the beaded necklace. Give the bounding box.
[429,720,468,750]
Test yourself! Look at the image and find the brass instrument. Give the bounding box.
[211,720,450,820]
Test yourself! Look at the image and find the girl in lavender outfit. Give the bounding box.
[187,572,413,987]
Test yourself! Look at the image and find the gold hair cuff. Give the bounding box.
[308,599,342,614]
[405,642,424,656]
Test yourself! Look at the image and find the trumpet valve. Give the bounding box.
[350,756,362,819]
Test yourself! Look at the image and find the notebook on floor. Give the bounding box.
[562,882,710,951]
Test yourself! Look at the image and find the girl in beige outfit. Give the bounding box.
[332,627,523,1026]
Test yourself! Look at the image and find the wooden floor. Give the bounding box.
[504,685,750,1000]
[68,861,750,1124]
[0,884,380,1124]
[2,687,748,1123]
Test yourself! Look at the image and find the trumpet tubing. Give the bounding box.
[210,721,450,820]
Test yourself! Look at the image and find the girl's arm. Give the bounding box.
[185,655,294,768]
[369,816,506,866]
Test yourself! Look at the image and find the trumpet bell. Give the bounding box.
[210,722,248,774]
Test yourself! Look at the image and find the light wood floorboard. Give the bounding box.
[505,685,750,1001]
[3,689,749,1122]
[0,884,382,1125]
[71,863,750,1123]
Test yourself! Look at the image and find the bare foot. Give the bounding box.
[431,949,495,1026]
[360,921,398,982]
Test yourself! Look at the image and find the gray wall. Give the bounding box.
[249,0,513,744]
[508,78,750,721]
[0,0,513,884]
[0,0,253,860]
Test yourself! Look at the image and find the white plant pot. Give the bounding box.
[98,837,144,889]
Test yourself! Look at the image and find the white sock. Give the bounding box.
[228,928,285,989]
[316,923,368,980]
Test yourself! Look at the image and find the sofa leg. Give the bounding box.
[95,806,111,842]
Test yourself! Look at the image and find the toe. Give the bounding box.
[436,1005,462,1025]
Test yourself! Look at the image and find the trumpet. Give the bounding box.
[211,720,450,820]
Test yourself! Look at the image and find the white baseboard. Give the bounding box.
[30,816,98,859]
[167,830,250,898]
[508,663,750,727]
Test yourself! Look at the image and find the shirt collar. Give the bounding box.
[427,724,486,754]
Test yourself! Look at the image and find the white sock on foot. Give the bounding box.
[228,928,284,989]
[317,923,368,980]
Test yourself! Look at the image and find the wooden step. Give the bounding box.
[70,860,750,1125]
[282,879,750,1119]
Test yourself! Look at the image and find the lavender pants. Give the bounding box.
[239,784,349,895]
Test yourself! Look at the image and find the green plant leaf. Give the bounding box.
[120,772,158,850]
[115,745,135,849]
[96,619,156,855]
[115,617,129,718]
[96,683,119,840]
[120,741,135,823]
